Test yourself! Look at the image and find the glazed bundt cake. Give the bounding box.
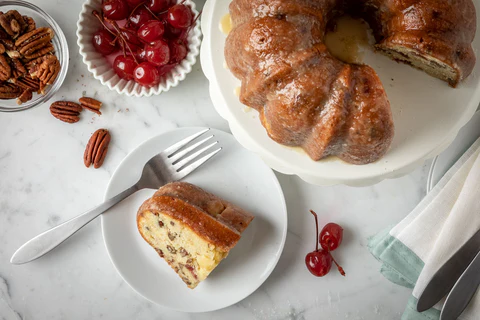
[137,182,254,289]
[225,0,476,165]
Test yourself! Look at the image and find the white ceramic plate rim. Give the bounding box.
[101,127,288,312]
[76,0,202,97]
[200,0,480,186]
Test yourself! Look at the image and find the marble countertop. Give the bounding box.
[0,0,432,319]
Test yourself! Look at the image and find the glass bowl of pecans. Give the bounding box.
[0,0,68,112]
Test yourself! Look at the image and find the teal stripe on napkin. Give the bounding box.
[368,229,439,320]
[403,297,441,320]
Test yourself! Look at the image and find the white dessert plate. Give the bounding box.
[427,110,480,192]
[102,127,287,312]
[200,0,480,186]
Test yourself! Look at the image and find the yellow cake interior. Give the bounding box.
[139,210,229,289]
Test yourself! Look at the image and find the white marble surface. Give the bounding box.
[0,0,433,319]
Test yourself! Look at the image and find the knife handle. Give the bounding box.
[441,250,480,320]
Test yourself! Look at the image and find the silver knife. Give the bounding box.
[417,229,480,312]
[440,250,480,320]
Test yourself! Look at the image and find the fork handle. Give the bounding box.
[10,185,139,265]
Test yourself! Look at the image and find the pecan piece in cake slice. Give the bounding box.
[0,82,22,99]
[84,129,111,169]
[0,10,27,39]
[0,55,11,81]
[15,27,54,57]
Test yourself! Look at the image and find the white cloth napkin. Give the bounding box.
[370,137,480,319]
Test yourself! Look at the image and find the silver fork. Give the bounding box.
[10,128,221,265]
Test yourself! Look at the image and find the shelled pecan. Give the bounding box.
[30,54,60,85]
[0,10,61,105]
[49,101,82,123]
[0,55,11,81]
[15,27,54,57]
[16,89,31,105]
[79,97,102,115]
[0,10,27,39]
[0,83,21,99]
[11,58,26,78]
[84,129,111,169]
[15,75,40,92]
[23,16,35,33]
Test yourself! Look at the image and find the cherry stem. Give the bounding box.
[104,17,139,64]
[327,248,346,276]
[309,210,319,252]
[92,10,117,38]
[128,1,147,22]
[142,4,161,21]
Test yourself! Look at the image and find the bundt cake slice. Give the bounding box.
[137,182,254,289]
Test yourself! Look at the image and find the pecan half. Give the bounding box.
[23,16,35,33]
[50,101,82,123]
[0,10,27,39]
[15,27,54,57]
[0,82,21,99]
[24,42,54,60]
[15,75,40,91]
[38,80,46,95]
[79,97,102,115]
[10,58,26,78]
[0,27,10,41]
[84,129,111,169]
[30,54,59,85]
[16,88,32,105]
[0,43,5,55]
[0,55,11,81]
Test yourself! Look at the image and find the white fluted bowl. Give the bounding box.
[77,0,201,97]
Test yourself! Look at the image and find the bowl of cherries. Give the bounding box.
[76,0,201,96]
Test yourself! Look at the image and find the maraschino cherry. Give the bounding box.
[102,0,129,20]
[305,210,332,277]
[92,29,118,55]
[92,1,196,87]
[305,210,346,277]
[134,62,160,86]
[320,222,344,251]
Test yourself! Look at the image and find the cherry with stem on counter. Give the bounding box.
[305,210,345,277]
[320,222,344,251]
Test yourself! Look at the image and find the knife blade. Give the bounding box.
[417,228,480,312]
[440,250,480,320]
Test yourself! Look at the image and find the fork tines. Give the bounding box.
[163,128,221,175]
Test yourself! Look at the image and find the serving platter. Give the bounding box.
[200,0,480,186]
[427,111,480,192]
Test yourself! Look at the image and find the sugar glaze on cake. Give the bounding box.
[225,0,476,165]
